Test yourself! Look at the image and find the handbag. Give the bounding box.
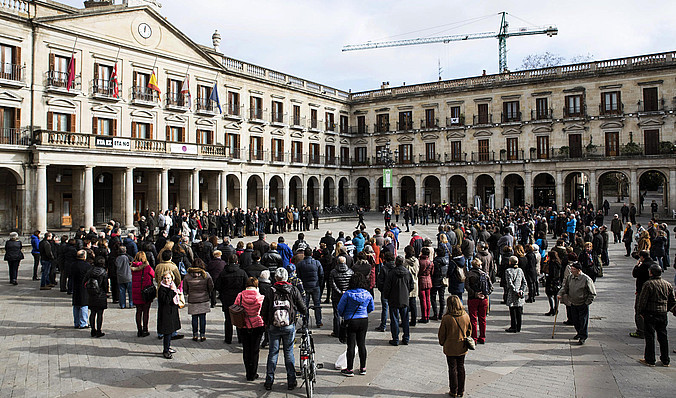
[453,316,475,350]
[339,301,362,344]
[229,295,247,328]
[141,267,156,303]
[177,292,186,309]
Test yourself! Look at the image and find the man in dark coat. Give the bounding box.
[296,247,325,328]
[253,233,270,256]
[206,250,227,307]
[383,255,413,345]
[215,254,248,344]
[261,243,283,273]
[71,250,93,329]
[631,250,655,339]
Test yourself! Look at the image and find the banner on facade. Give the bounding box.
[383,168,392,188]
[170,143,198,155]
[94,136,130,150]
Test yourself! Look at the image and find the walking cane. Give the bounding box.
[551,296,560,339]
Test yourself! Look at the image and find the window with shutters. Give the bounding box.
[355,146,367,164]
[309,143,320,164]
[310,108,318,129]
[398,144,412,164]
[271,138,284,162]
[92,117,115,136]
[226,133,240,158]
[536,136,549,159]
[340,115,348,134]
[325,112,335,131]
[48,54,70,87]
[0,44,21,81]
[564,95,583,117]
[448,106,462,126]
[601,91,622,115]
[197,129,213,145]
[197,85,213,112]
[450,141,462,161]
[0,107,21,144]
[292,141,303,162]
[357,115,366,134]
[227,91,240,116]
[506,137,519,160]
[271,101,283,123]
[535,98,550,120]
[642,87,659,112]
[166,126,184,142]
[292,105,301,126]
[605,131,619,157]
[48,112,73,132]
[133,71,155,101]
[398,111,412,131]
[478,139,490,161]
[502,101,520,122]
[376,113,389,133]
[325,144,336,165]
[249,136,263,160]
[340,146,349,165]
[132,122,151,139]
[425,142,436,162]
[424,108,436,128]
[93,63,113,96]
[477,103,489,124]
[166,78,186,107]
[249,96,263,120]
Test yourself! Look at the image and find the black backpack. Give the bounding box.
[85,276,101,297]
[472,269,493,296]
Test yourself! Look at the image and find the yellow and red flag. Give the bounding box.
[147,70,161,95]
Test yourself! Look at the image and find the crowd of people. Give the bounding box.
[3,198,676,396]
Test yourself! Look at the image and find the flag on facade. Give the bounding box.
[181,74,191,109]
[66,53,76,91]
[110,62,119,98]
[147,70,161,96]
[209,82,222,113]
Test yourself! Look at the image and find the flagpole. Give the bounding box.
[66,37,78,91]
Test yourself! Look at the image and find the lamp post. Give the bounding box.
[377,142,398,207]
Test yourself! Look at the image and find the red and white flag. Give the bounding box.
[110,62,119,98]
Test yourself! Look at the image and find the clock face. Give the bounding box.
[138,23,152,39]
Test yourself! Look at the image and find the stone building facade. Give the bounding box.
[1,0,675,234]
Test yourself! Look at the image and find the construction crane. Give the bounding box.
[342,12,558,73]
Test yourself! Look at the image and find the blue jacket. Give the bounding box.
[352,233,365,254]
[296,256,324,290]
[337,288,374,319]
[31,234,40,254]
[277,243,293,269]
[123,238,138,258]
[566,218,577,234]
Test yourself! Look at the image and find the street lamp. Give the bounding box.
[377,142,398,207]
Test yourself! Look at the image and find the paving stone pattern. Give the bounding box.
[0,214,675,397]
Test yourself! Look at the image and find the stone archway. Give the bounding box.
[356,177,370,209]
[533,172,556,208]
[448,175,467,205]
[269,175,284,209]
[503,173,525,208]
[226,174,241,209]
[289,176,303,208]
[0,168,20,232]
[598,171,629,214]
[323,177,335,208]
[639,170,668,216]
[338,177,348,207]
[400,176,416,205]
[475,174,495,209]
[307,176,319,208]
[423,175,441,204]
[564,172,587,208]
[246,175,264,210]
[94,172,113,225]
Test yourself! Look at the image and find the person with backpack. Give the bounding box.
[84,257,108,337]
[447,246,466,304]
[337,273,375,376]
[466,258,493,344]
[131,252,155,337]
[261,267,306,391]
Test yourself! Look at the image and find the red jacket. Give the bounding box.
[131,262,155,304]
[418,256,433,290]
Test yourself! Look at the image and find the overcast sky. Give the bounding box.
[63,0,676,92]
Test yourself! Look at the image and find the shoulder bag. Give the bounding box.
[339,299,362,344]
[229,295,247,328]
[453,316,475,350]
[141,266,157,303]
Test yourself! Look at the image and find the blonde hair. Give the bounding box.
[134,251,148,264]
[161,271,174,281]
[445,295,466,317]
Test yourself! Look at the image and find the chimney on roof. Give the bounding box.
[482,69,486,76]
[212,30,222,52]
[381,81,390,89]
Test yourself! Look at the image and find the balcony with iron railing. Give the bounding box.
[396,121,414,131]
[0,128,30,146]
[325,156,337,166]
[500,112,522,123]
[420,118,439,130]
[349,125,369,134]
[91,79,121,100]
[339,124,349,134]
[563,105,586,119]
[248,149,266,162]
[471,151,496,162]
[419,153,442,164]
[325,121,336,132]
[445,152,468,163]
[599,103,624,117]
[249,108,266,123]
[290,116,305,130]
[637,99,668,115]
[531,109,553,121]
[308,119,321,132]
[46,70,81,93]
[350,157,370,166]
[270,112,286,126]
[165,92,190,111]
[473,114,493,125]
[290,152,305,164]
[446,116,465,127]
[131,86,158,105]
[195,98,215,115]
[499,149,525,161]
[225,103,242,118]
[308,153,322,165]
[270,151,286,163]
[0,64,25,87]
[374,123,390,133]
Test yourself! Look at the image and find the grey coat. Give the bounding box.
[504,266,527,307]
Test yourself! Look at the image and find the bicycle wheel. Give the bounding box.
[304,365,313,398]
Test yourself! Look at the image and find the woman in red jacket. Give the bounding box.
[235,277,265,381]
[418,247,434,323]
[131,252,155,337]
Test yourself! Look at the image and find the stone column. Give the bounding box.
[630,169,638,209]
[263,173,270,209]
[556,171,564,210]
[415,174,422,203]
[83,166,94,228]
[670,169,676,215]
[392,175,401,205]
[192,169,200,210]
[240,173,248,210]
[589,170,597,209]
[283,174,290,209]
[35,165,47,233]
[466,173,474,207]
[125,167,134,229]
[440,177,448,204]
[220,171,228,210]
[334,175,340,207]
[318,176,324,209]
[160,169,169,211]
[494,172,503,209]
[524,171,533,206]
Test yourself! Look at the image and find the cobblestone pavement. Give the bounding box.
[1,213,675,397]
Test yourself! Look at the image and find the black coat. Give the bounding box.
[215,264,248,310]
[242,260,267,279]
[71,260,92,307]
[157,285,181,335]
[3,240,23,262]
[383,265,413,308]
[84,265,109,309]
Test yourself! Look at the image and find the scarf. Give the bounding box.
[161,280,180,305]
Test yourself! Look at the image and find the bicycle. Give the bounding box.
[298,324,321,397]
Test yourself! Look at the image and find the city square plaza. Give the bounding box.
[0,213,675,397]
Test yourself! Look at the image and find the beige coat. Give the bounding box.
[438,312,472,357]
